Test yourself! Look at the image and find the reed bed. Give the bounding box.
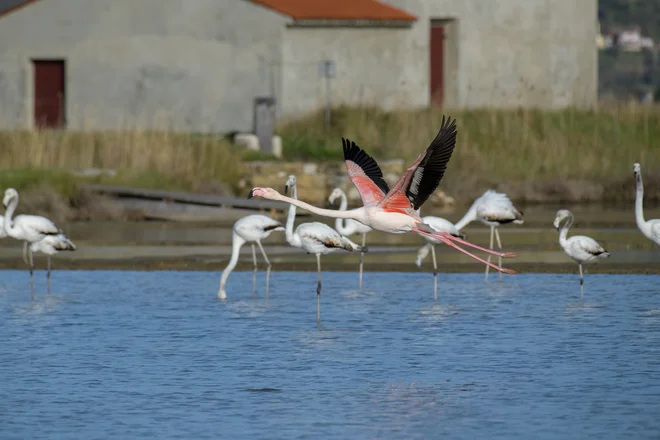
[278,105,660,200]
[0,130,243,196]
[0,105,658,203]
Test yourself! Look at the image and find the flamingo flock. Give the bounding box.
[1,117,658,313]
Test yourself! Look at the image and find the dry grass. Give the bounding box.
[0,105,658,206]
[0,130,243,194]
[278,104,660,201]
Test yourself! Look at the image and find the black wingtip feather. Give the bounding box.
[406,115,458,210]
[262,223,283,232]
[342,138,390,195]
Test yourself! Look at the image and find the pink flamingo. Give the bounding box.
[248,116,517,274]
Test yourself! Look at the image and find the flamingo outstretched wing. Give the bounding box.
[379,116,458,212]
[342,138,389,206]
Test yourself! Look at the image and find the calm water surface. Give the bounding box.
[1,270,659,439]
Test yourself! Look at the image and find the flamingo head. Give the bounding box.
[217,289,227,300]
[634,163,642,183]
[3,188,17,208]
[284,175,297,195]
[553,209,571,230]
[248,187,280,200]
[328,188,343,205]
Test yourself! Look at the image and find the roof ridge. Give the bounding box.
[0,0,39,18]
[251,0,416,22]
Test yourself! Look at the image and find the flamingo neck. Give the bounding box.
[333,191,353,235]
[3,197,18,237]
[285,186,302,248]
[635,171,647,230]
[454,205,477,231]
[219,232,246,299]
[558,215,573,246]
[416,243,432,267]
[276,193,360,221]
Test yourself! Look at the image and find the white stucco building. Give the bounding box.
[0,0,598,132]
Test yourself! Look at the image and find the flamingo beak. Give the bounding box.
[284,185,289,195]
[247,189,254,199]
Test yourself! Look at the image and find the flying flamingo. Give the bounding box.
[328,187,372,289]
[633,163,660,246]
[453,190,523,282]
[554,209,610,298]
[218,214,284,300]
[284,175,365,323]
[249,116,517,275]
[414,213,466,300]
[3,188,76,295]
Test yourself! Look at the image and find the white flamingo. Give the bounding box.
[453,190,523,281]
[218,214,284,300]
[633,163,660,246]
[3,188,76,293]
[414,214,466,300]
[284,175,365,323]
[249,116,517,275]
[328,187,372,289]
[554,209,610,298]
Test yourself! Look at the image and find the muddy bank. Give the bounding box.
[10,169,659,224]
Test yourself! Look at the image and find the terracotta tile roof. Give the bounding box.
[251,0,416,22]
[0,0,38,18]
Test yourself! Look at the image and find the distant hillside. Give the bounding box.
[598,0,660,100]
[599,0,660,40]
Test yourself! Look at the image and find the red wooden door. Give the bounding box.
[33,60,65,128]
[429,25,444,107]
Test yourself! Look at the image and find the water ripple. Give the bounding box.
[0,271,659,439]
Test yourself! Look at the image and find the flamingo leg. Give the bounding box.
[413,228,516,275]
[485,226,494,282]
[579,264,584,298]
[22,242,29,265]
[430,231,517,258]
[431,244,438,301]
[47,256,51,295]
[251,244,257,298]
[28,246,34,300]
[256,240,271,299]
[316,253,322,325]
[495,228,503,281]
[359,233,366,290]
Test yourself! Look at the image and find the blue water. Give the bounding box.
[1,270,659,439]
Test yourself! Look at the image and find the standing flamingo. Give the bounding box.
[284,175,365,323]
[554,209,610,298]
[414,214,466,300]
[249,116,517,275]
[328,187,372,289]
[633,163,660,246]
[3,188,76,294]
[218,214,284,300]
[453,190,523,282]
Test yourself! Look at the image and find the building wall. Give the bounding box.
[281,0,597,115]
[0,0,598,132]
[281,26,425,117]
[0,0,288,131]
[387,0,598,109]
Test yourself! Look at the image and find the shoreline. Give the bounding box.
[0,258,657,275]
